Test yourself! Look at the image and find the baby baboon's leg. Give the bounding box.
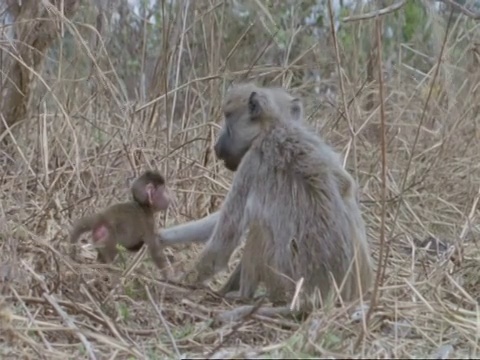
[95,230,119,263]
[145,232,170,277]
[157,212,219,246]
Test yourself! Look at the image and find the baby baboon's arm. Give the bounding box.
[157,212,220,246]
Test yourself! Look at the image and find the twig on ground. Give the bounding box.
[206,296,266,358]
[43,293,98,360]
[145,285,181,359]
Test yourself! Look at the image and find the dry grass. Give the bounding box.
[1,1,480,359]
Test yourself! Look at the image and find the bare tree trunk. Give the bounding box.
[0,0,80,135]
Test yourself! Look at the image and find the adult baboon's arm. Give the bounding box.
[157,212,220,246]
[184,166,253,284]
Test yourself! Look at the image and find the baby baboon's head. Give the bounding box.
[131,170,170,211]
[214,83,303,171]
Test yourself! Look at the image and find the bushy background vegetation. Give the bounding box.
[1,0,480,358]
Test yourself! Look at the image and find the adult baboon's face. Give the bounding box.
[214,86,263,171]
[214,84,304,172]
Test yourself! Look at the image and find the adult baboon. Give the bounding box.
[158,85,307,292]
[157,84,371,303]
[167,83,372,309]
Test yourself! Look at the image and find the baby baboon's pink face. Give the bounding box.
[147,183,171,211]
[132,171,170,211]
[151,185,171,211]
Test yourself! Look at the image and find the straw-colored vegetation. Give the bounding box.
[1,0,480,358]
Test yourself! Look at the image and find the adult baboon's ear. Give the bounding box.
[248,91,263,119]
[291,98,303,121]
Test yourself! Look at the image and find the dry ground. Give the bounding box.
[1,3,480,360]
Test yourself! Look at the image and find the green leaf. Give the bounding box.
[403,0,425,42]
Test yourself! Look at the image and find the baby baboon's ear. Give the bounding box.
[248,91,263,120]
[291,98,303,121]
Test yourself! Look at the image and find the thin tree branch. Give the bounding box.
[342,0,406,22]
[439,0,480,19]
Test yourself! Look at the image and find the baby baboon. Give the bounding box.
[176,83,372,309]
[157,84,371,303]
[70,170,171,272]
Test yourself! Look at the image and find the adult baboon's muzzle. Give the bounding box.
[214,136,240,171]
